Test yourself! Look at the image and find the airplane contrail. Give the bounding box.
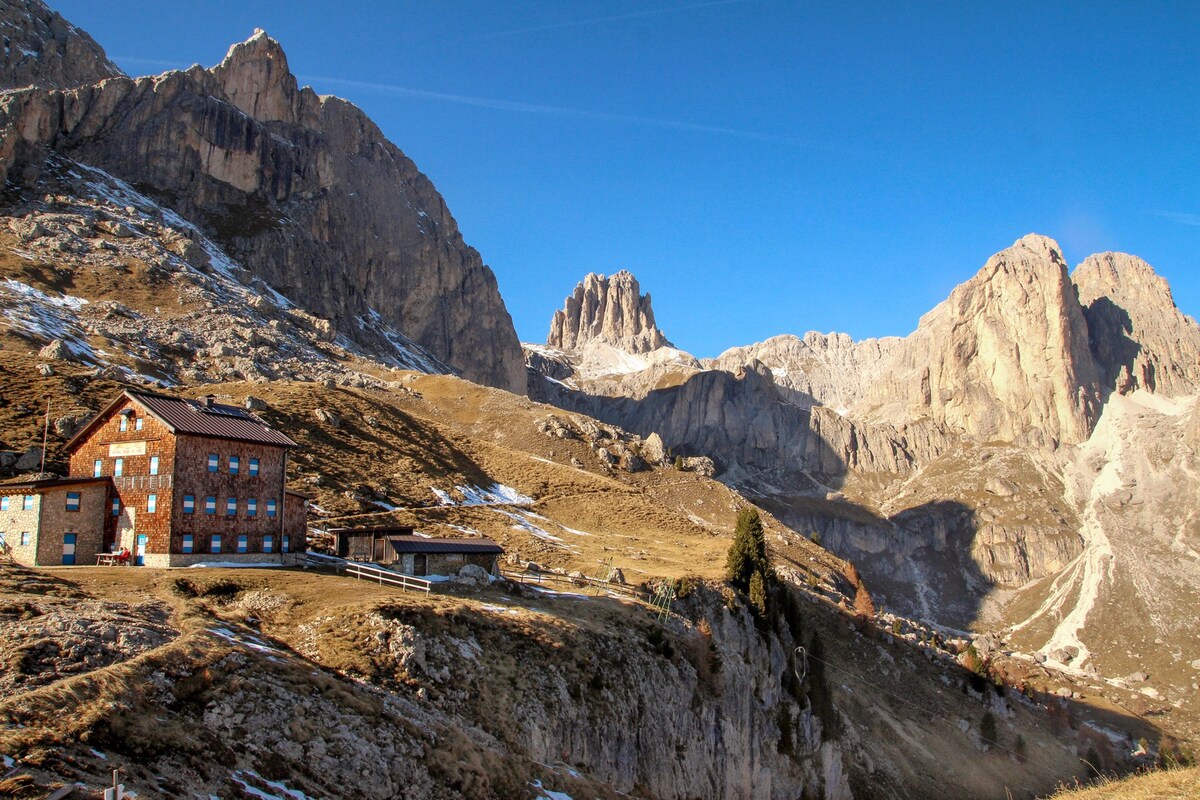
[300,74,845,151]
[465,0,749,40]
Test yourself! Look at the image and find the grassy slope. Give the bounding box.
[1046,766,1200,799]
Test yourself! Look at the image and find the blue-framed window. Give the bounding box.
[263,535,274,553]
[113,458,124,477]
[23,495,34,511]
[226,497,237,516]
[266,499,277,518]
[237,535,248,554]
[147,494,157,514]
[135,417,143,431]
[1,497,9,511]
[229,456,239,475]
[183,495,195,514]
[205,496,216,515]
[211,534,222,554]
[119,416,128,432]
[207,453,218,473]
[21,531,31,546]
[282,535,290,553]
[65,492,80,512]
[93,459,102,477]
[248,458,260,476]
[182,534,194,554]
[246,498,257,517]
[111,499,120,517]
[149,456,159,476]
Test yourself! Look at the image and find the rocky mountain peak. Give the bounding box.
[210,28,299,124]
[0,0,124,90]
[1074,252,1200,396]
[547,270,670,354]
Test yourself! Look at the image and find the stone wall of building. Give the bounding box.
[69,396,177,556]
[34,483,108,566]
[0,491,42,565]
[170,436,290,557]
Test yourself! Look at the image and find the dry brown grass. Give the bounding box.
[1045,765,1200,798]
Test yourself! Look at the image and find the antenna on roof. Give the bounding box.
[40,398,50,474]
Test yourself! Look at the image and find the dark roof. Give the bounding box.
[0,476,109,492]
[67,390,297,450]
[384,536,503,556]
[329,525,414,535]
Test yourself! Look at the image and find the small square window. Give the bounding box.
[147,494,157,514]
[183,495,195,514]
[211,534,222,554]
[205,496,216,515]
[111,499,121,517]
[114,458,124,477]
[266,499,277,518]
[182,534,194,554]
[207,454,218,473]
[229,456,239,475]
[135,417,143,431]
[21,531,31,547]
[249,458,260,476]
[93,459,102,478]
[66,492,80,512]
[247,498,257,517]
[237,535,248,554]
[119,416,128,432]
[149,456,159,476]
[1,497,8,511]
[263,535,274,554]
[226,497,237,517]
[22,495,34,511]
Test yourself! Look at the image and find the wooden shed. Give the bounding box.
[329,526,503,577]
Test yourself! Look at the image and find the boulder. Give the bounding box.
[38,339,70,360]
[244,396,268,411]
[15,447,43,471]
[313,408,341,428]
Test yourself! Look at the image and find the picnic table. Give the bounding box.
[95,553,126,566]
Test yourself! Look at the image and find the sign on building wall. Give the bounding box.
[109,441,148,457]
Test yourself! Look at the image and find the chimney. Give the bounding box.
[202,395,215,408]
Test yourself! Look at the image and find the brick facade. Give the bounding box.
[5,390,305,568]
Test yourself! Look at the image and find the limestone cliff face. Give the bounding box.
[1073,252,1200,397]
[856,235,1101,448]
[548,270,670,354]
[0,27,526,393]
[706,331,900,411]
[0,0,122,90]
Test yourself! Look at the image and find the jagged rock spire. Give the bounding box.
[547,270,670,354]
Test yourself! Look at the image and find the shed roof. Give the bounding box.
[0,476,109,492]
[67,390,297,450]
[383,536,503,556]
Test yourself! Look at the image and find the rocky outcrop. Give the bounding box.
[857,235,1101,448]
[548,270,669,354]
[1073,252,1200,397]
[0,25,525,393]
[0,0,123,90]
[707,331,900,411]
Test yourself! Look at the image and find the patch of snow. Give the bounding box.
[431,483,533,507]
[0,278,95,359]
[2,754,14,769]
[480,603,519,614]
[528,586,588,599]
[230,770,314,800]
[89,749,107,759]
[447,524,482,536]
[530,780,574,800]
[187,561,282,569]
[371,499,400,511]
[208,627,280,654]
[497,509,562,542]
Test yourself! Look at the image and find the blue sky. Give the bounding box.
[56,1,1200,358]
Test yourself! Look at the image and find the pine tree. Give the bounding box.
[725,508,769,590]
[853,581,875,621]
[749,570,768,617]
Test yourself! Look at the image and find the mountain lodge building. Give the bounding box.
[0,389,308,567]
